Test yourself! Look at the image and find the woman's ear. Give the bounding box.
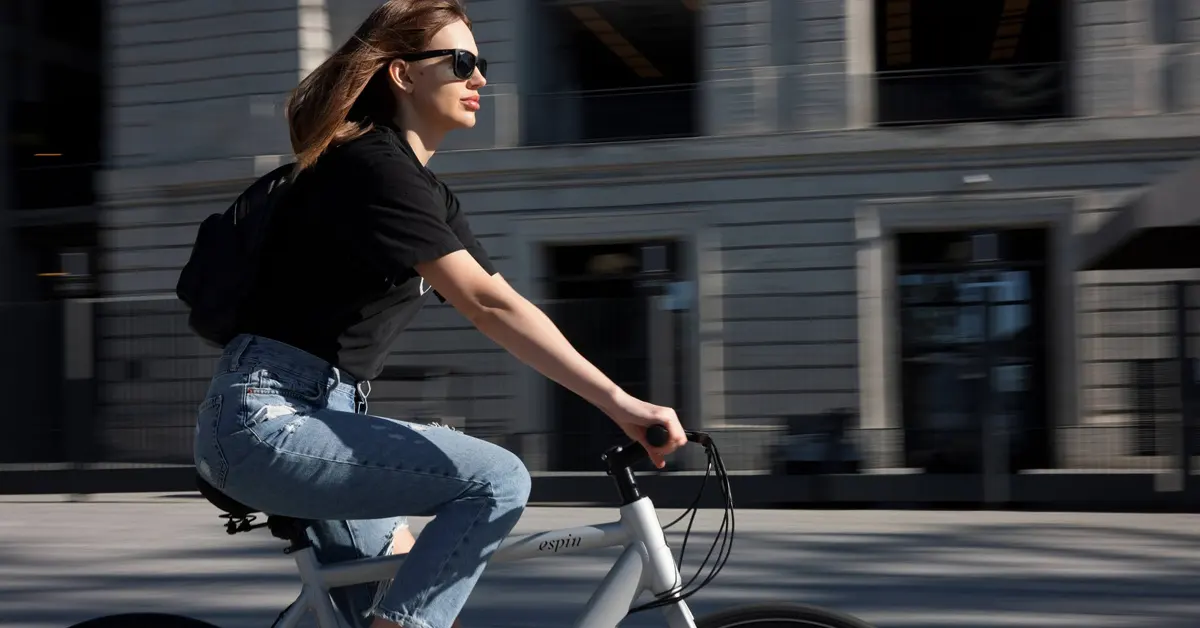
[387,59,413,93]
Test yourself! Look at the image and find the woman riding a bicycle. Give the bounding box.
[192,2,687,628]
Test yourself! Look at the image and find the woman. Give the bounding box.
[191,1,687,628]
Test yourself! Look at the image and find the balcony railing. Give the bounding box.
[523,82,700,146]
[876,61,1071,127]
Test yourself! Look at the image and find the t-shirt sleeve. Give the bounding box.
[432,184,497,303]
[354,152,466,278]
[444,185,497,276]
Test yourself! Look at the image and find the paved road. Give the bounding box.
[1,494,1197,628]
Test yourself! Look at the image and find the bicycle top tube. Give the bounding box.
[320,511,648,589]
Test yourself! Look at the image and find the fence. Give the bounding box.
[0,287,1197,509]
[1078,281,1200,481]
[0,295,480,494]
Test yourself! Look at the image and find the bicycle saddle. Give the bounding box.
[195,473,257,518]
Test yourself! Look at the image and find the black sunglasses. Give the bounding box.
[399,49,486,80]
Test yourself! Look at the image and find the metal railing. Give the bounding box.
[876,61,1071,126]
[1,287,1197,508]
[522,82,700,146]
[514,59,1077,146]
[494,423,1196,476]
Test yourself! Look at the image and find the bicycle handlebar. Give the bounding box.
[646,424,712,448]
[604,426,711,474]
[645,424,670,448]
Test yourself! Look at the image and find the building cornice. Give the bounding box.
[100,115,1200,202]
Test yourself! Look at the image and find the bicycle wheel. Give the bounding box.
[67,613,222,628]
[696,602,876,628]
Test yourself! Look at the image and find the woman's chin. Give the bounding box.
[456,111,478,128]
[433,112,477,135]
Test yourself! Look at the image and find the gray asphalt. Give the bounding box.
[1,494,1197,628]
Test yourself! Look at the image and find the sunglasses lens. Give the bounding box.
[454,51,485,79]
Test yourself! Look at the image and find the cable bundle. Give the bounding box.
[630,436,734,613]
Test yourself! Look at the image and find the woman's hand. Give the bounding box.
[602,390,688,468]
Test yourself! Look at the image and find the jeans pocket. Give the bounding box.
[248,365,325,405]
[239,367,320,440]
[194,394,229,489]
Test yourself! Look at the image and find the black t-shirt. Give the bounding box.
[239,123,496,382]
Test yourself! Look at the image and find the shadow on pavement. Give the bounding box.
[2,514,1198,628]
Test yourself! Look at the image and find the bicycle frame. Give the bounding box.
[273,496,697,628]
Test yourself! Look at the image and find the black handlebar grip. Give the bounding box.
[645,424,670,448]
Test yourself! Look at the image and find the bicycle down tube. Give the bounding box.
[272,496,696,628]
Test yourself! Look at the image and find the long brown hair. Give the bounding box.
[285,0,471,172]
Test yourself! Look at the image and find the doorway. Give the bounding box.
[896,228,1051,474]
[543,240,686,471]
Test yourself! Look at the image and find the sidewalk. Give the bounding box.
[2,495,1198,627]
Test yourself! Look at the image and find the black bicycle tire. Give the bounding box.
[695,602,876,628]
[66,613,223,628]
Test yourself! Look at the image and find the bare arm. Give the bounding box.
[416,249,687,464]
[416,250,623,414]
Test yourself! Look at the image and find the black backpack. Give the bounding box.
[176,162,296,347]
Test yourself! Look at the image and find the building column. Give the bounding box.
[1165,0,1200,111]
[1074,0,1162,116]
[791,0,867,131]
[510,0,554,148]
[843,0,875,128]
[854,205,904,469]
[701,0,776,135]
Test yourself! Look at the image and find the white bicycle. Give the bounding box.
[69,427,875,628]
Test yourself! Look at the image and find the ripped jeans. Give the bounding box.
[194,334,531,628]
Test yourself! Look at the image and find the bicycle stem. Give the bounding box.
[601,430,711,505]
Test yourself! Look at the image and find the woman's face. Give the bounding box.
[391,19,487,132]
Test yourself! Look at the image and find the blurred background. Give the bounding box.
[2,0,1199,510]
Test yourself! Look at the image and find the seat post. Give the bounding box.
[268,516,314,553]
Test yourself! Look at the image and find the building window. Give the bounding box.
[896,229,1051,473]
[41,0,103,50]
[542,240,688,470]
[524,0,699,145]
[9,0,104,211]
[12,67,101,209]
[873,0,1070,126]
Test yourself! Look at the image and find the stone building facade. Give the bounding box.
[93,0,1200,472]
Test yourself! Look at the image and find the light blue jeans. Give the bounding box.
[194,334,532,628]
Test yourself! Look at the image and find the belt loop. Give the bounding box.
[329,367,342,400]
[356,380,371,415]
[228,335,253,371]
